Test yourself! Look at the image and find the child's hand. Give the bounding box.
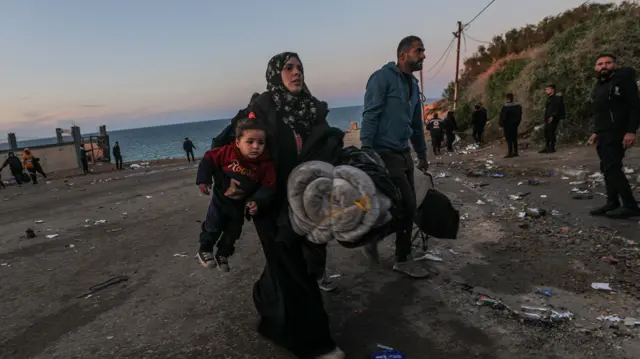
[199,183,211,195]
[224,179,245,199]
[247,201,258,215]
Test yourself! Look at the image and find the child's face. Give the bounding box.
[236,129,266,159]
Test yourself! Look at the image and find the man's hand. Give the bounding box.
[588,133,598,146]
[247,201,258,216]
[417,158,428,172]
[623,133,636,149]
[224,179,245,200]
[198,183,211,195]
[547,117,553,123]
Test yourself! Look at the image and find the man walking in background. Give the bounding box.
[588,53,640,219]
[360,35,430,278]
[539,84,565,153]
[113,141,123,170]
[1,152,24,186]
[499,93,522,158]
[183,137,196,162]
[471,102,488,146]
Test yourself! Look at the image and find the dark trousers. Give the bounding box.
[0,174,4,189]
[115,156,123,169]
[431,134,444,155]
[199,199,243,257]
[504,124,519,155]
[544,121,559,150]
[597,132,638,208]
[252,208,335,358]
[81,158,89,174]
[27,165,46,184]
[472,126,485,144]
[445,132,455,152]
[378,150,416,261]
[302,242,327,281]
[11,170,23,185]
[186,150,195,162]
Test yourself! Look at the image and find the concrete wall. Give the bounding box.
[0,142,78,181]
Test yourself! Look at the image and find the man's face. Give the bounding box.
[595,56,616,77]
[402,41,426,72]
[545,87,554,96]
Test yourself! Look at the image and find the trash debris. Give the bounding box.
[519,305,573,323]
[518,212,526,218]
[491,173,505,178]
[527,179,540,186]
[623,167,635,174]
[525,208,546,218]
[46,234,59,239]
[76,275,129,298]
[600,256,619,264]
[173,252,188,257]
[569,181,586,185]
[66,244,75,248]
[598,315,623,323]
[540,195,547,198]
[624,317,640,327]
[145,196,152,199]
[415,251,444,262]
[372,348,406,359]
[25,228,36,238]
[535,289,553,297]
[591,282,613,291]
[94,220,107,225]
[106,228,122,233]
[476,200,485,205]
[435,172,448,178]
[329,274,342,279]
[561,176,570,180]
[509,192,531,200]
[34,220,44,224]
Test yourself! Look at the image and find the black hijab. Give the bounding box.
[265,52,317,139]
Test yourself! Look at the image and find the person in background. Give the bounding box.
[426,113,444,156]
[587,53,640,219]
[360,35,430,278]
[1,152,24,186]
[539,84,565,153]
[183,137,196,162]
[113,141,123,170]
[471,102,488,146]
[442,111,458,152]
[22,148,47,184]
[79,144,89,174]
[499,93,523,158]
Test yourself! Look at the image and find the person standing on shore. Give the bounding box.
[359,35,430,278]
[471,102,488,146]
[1,152,24,186]
[183,137,196,162]
[539,84,565,153]
[79,144,90,174]
[499,93,522,158]
[113,141,123,170]
[587,53,640,219]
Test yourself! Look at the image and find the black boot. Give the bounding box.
[589,202,620,216]
[605,205,640,219]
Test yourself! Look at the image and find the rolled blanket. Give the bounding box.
[287,161,392,244]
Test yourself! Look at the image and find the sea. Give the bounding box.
[1,102,436,162]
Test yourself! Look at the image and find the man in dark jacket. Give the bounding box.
[540,84,566,153]
[183,137,196,162]
[79,144,89,174]
[113,141,123,170]
[587,54,640,219]
[360,35,429,278]
[499,93,522,158]
[1,152,24,185]
[442,111,458,152]
[471,103,488,146]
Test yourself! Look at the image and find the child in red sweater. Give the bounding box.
[195,118,275,271]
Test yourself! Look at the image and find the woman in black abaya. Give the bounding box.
[249,52,344,359]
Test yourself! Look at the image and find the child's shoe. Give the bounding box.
[196,250,216,268]
[215,255,230,272]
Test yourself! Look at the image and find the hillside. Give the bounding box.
[438,1,640,143]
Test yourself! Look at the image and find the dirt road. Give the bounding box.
[1,158,639,358]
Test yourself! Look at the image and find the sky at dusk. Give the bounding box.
[1,0,621,139]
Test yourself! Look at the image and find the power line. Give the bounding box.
[463,0,497,30]
[464,32,492,44]
[424,36,456,74]
[428,41,455,80]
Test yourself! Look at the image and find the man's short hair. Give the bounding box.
[235,118,268,138]
[397,36,423,58]
[506,93,514,101]
[547,84,556,90]
[596,53,617,62]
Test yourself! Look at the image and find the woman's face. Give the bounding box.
[281,57,303,94]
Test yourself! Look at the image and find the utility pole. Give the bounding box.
[453,21,462,111]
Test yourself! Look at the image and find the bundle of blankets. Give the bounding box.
[287,146,399,246]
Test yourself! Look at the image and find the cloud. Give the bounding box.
[79,104,104,108]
